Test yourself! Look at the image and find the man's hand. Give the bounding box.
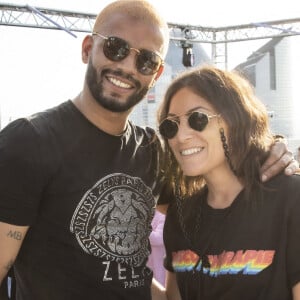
[261,140,299,182]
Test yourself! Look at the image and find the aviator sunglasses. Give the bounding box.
[159,111,220,139]
[92,32,164,76]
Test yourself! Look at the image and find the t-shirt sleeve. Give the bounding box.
[163,255,174,272]
[162,203,176,272]
[0,119,45,225]
[287,176,300,287]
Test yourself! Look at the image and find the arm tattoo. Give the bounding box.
[6,230,23,241]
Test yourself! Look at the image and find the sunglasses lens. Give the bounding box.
[99,34,162,75]
[136,50,162,75]
[188,112,209,131]
[103,37,130,61]
[159,119,178,139]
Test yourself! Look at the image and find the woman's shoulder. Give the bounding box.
[264,173,300,207]
[266,173,300,189]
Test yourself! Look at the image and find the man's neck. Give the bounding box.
[72,93,129,136]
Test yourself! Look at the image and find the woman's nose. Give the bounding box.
[176,119,194,142]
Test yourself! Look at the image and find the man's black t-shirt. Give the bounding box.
[164,174,300,300]
[0,101,162,300]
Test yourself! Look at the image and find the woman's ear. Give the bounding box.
[82,35,93,64]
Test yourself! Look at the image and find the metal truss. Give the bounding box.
[168,18,300,44]
[169,18,300,68]
[0,4,95,36]
[1,3,300,68]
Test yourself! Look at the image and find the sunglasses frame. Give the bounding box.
[159,110,221,139]
[92,32,164,76]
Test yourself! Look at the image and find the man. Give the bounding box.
[0,1,298,299]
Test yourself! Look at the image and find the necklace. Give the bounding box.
[175,187,236,271]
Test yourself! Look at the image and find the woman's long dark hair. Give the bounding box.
[157,65,274,203]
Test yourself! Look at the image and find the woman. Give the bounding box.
[157,65,300,299]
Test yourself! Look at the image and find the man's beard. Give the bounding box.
[85,60,150,113]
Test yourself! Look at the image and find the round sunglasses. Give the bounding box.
[159,111,220,139]
[92,32,164,76]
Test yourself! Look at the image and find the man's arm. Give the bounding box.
[261,140,299,182]
[0,222,29,285]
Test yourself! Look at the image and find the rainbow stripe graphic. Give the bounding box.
[172,249,275,277]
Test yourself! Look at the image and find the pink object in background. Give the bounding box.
[147,210,166,286]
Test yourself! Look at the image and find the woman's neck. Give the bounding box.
[205,170,244,209]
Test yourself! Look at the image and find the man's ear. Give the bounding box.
[149,65,164,89]
[154,64,165,81]
[82,35,93,64]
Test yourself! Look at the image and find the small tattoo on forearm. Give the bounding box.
[7,230,23,241]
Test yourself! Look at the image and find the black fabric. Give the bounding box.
[0,100,164,300]
[0,276,9,300]
[156,181,174,206]
[163,174,300,300]
[0,269,15,300]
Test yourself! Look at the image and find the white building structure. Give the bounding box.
[236,35,300,154]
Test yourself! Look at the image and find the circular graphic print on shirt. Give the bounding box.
[70,173,155,267]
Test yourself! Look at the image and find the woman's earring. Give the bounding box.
[219,127,236,174]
